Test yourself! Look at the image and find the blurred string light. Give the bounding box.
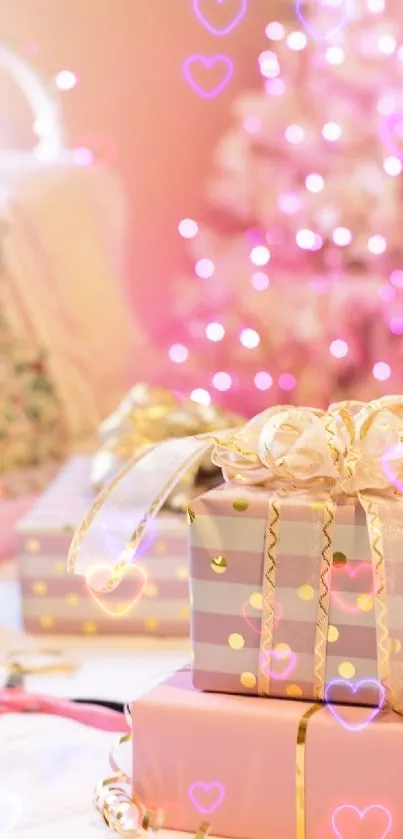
[54,70,77,90]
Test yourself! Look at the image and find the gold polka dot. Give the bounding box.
[232,499,249,512]
[83,620,98,634]
[179,604,190,619]
[249,592,263,610]
[175,565,188,580]
[228,632,245,650]
[144,583,159,598]
[39,615,54,629]
[62,524,74,534]
[286,684,303,698]
[187,507,196,524]
[65,593,79,607]
[32,581,47,596]
[298,584,314,601]
[211,555,227,574]
[356,593,374,612]
[145,617,159,632]
[240,671,256,689]
[390,637,402,655]
[53,561,66,574]
[275,642,291,659]
[338,661,356,679]
[333,551,347,567]
[328,625,339,643]
[25,538,40,554]
[155,541,167,555]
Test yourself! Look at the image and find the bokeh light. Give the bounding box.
[190,388,211,405]
[240,328,260,349]
[205,322,225,342]
[373,361,391,381]
[212,372,232,391]
[330,339,348,358]
[251,271,270,290]
[195,258,215,279]
[55,70,77,90]
[278,373,296,391]
[254,371,273,390]
[169,344,189,363]
[250,245,270,266]
[178,218,199,239]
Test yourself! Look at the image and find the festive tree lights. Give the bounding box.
[168,0,403,413]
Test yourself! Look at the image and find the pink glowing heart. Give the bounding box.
[193,0,247,36]
[325,679,385,732]
[188,781,225,814]
[379,115,403,162]
[241,598,283,634]
[332,804,392,839]
[0,791,22,839]
[331,562,375,613]
[182,55,233,98]
[295,0,352,41]
[260,647,297,681]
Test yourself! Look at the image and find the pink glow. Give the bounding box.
[333,227,352,246]
[242,598,282,634]
[383,156,402,176]
[205,322,225,341]
[250,245,270,266]
[265,78,285,96]
[258,51,280,78]
[325,46,345,65]
[378,284,395,302]
[195,258,215,279]
[372,361,391,381]
[367,0,385,11]
[260,647,297,681]
[242,115,262,134]
[55,70,77,90]
[389,316,403,335]
[73,147,93,165]
[378,35,396,54]
[240,328,260,349]
[368,235,387,254]
[285,124,305,144]
[168,343,189,363]
[188,781,225,815]
[279,373,296,391]
[322,122,342,141]
[331,562,376,613]
[265,21,285,40]
[278,192,302,214]
[330,339,348,358]
[251,271,270,290]
[254,371,273,390]
[296,229,316,250]
[178,218,199,239]
[390,270,403,288]
[286,31,307,51]
[305,173,324,193]
[190,388,211,405]
[377,96,396,115]
[332,804,392,839]
[212,371,232,391]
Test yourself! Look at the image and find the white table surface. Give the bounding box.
[0,560,215,839]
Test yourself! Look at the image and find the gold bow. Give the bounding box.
[90,383,242,510]
[210,396,403,498]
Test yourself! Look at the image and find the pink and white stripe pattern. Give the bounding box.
[16,457,190,636]
[189,484,403,704]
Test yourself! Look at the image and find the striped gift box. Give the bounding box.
[189,483,403,705]
[16,456,189,636]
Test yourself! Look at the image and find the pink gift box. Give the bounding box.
[189,484,403,705]
[16,456,190,636]
[131,668,403,839]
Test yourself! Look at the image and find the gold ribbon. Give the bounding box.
[68,397,403,711]
[296,704,324,839]
[90,383,241,511]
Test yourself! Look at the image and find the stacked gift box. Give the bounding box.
[75,398,403,838]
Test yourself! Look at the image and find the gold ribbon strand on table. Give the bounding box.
[68,396,403,711]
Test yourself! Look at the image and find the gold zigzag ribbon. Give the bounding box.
[258,495,281,696]
[360,495,391,704]
[313,499,335,701]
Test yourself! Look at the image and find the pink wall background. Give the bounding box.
[1,0,290,344]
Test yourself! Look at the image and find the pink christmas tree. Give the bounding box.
[166,0,403,416]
